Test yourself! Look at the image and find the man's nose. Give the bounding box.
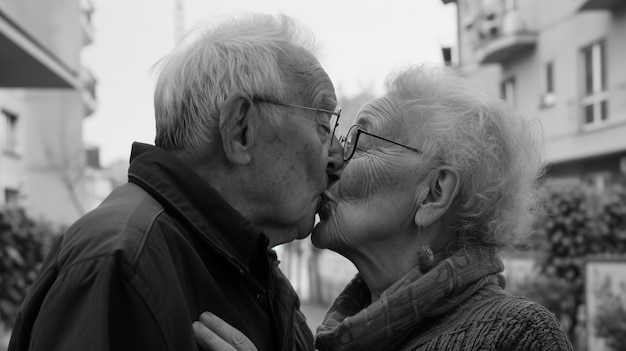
[326,134,345,186]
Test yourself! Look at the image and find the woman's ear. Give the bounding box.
[219,92,255,165]
[414,167,460,228]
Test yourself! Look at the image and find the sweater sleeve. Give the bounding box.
[17,254,168,351]
[497,300,574,351]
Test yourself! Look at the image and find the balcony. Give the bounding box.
[578,0,623,11]
[476,32,536,64]
[474,10,536,65]
[0,9,79,89]
[80,67,97,117]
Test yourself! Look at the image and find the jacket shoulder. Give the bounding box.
[58,182,167,268]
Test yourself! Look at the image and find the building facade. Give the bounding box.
[443,0,626,190]
[0,0,97,227]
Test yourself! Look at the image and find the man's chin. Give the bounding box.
[296,229,312,241]
[294,215,316,241]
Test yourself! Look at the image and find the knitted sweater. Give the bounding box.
[402,285,572,350]
[315,248,573,351]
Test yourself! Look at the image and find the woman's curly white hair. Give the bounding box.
[385,66,545,250]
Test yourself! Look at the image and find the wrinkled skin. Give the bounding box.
[312,97,425,265]
[250,47,344,246]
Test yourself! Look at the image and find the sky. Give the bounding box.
[82,0,457,165]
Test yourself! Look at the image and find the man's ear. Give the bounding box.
[414,167,460,228]
[219,92,255,165]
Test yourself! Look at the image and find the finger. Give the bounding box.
[198,312,258,351]
[193,321,236,351]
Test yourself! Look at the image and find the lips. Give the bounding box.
[317,192,334,221]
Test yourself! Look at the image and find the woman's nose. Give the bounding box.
[326,134,345,186]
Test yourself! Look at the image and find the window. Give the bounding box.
[545,62,554,94]
[581,40,608,126]
[2,109,18,155]
[501,77,516,107]
[584,172,611,192]
[479,0,501,39]
[4,188,20,208]
[541,62,556,108]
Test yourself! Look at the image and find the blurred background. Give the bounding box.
[1,0,625,350]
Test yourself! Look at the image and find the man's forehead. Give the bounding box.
[298,73,336,110]
[281,46,336,108]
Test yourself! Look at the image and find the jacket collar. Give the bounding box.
[127,142,269,276]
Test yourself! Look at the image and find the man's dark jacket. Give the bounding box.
[9,142,314,351]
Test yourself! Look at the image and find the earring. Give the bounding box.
[417,246,434,273]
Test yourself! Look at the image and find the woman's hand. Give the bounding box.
[193,312,257,351]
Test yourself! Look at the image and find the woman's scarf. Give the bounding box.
[315,247,504,351]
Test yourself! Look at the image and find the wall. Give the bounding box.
[0,0,89,227]
[454,0,626,169]
[21,90,86,225]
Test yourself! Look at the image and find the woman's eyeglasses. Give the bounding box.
[340,124,421,162]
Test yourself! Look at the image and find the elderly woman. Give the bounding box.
[193,66,573,351]
[311,66,572,350]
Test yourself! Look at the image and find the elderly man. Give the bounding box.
[9,14,343,351]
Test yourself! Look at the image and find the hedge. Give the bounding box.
[517,179,626,348]
[0,208,57,330]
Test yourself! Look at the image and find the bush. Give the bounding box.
[532,179,626,344]
[0,208,57,330]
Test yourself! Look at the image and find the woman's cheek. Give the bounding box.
[340,158,388,200]
[313,201,369,251]
[312,206,350,249]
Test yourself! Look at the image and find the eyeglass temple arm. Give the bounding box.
[359,130,420,153]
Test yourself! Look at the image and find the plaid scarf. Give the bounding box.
[315,247,504,351]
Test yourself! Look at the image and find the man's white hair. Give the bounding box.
[152,13,318,159]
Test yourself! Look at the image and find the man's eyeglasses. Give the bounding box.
[253,98,342,145]
[340,124,421,162]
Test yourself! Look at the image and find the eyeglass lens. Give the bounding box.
[342,125,360,161]
[330,114,339,142]
[329,107,341,146]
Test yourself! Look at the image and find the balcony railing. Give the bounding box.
[80,0,95,47]
[80,67,97,117]
[474,10,536,64]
